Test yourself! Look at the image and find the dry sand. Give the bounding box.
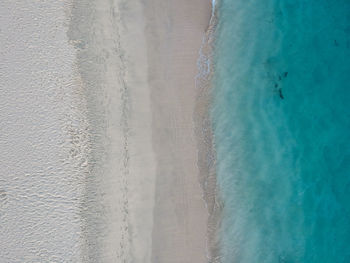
[0,1,89,261]
[68,0,156,262]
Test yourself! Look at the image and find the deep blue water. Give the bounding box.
[212,1,350,262]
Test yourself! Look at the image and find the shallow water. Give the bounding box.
[212,1,350,262]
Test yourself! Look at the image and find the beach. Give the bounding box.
[7,0,350,262]
[68,0,212,261]
[145,0,212,262]
[0,0,89,261]
[68,0,157,261]
[1,0,213,262]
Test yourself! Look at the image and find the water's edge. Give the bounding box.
[194,1,222,262]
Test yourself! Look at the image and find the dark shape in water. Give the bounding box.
[279,88,284,99]
[278,72,288,81]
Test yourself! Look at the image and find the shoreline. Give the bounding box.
[1,0,219,261]
[144,0,214,262]
[194,2,222,262]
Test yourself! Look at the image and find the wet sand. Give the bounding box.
[145,0,212,262]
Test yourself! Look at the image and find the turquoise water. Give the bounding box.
[212,1,350,262]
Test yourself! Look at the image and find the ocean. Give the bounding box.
[212,0,350,262]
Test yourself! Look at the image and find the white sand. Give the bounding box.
[1,0,213,262]
[68,0,157,262]
[0,0,89,261]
